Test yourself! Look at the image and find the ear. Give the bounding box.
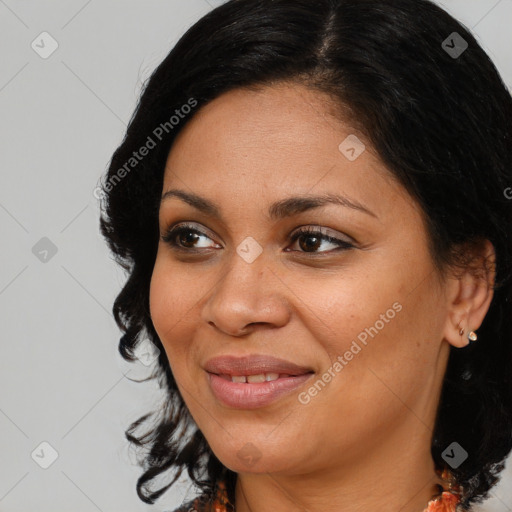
[442,239,496,348]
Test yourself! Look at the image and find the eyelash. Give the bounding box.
[161,223,354,255]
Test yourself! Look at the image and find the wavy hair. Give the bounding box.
[99,0,512,509]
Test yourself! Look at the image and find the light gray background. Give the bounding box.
[0,1,511,510]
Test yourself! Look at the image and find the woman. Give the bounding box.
[99,1,512,511]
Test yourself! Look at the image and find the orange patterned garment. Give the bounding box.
[425,490,461,512]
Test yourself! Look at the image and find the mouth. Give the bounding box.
[204,353,314,376]
[204,354,315,409]
[215,372,305,383]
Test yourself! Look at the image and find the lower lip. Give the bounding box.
[207,372,314,409]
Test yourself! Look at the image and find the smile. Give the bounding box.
[207,372,314,409]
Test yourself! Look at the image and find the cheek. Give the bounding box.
[294,261,435,400]
[286,266,400,358]
[148,257,203,366]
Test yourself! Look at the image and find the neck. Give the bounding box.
[233,426,444,512]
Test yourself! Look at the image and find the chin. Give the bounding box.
[207,435,306,475]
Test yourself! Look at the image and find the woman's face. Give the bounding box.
[149,82,454,477]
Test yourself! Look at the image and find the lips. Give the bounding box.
[204,354,313,377]
[204,354,314,409]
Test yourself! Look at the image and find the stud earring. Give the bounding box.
[458,323,477,345]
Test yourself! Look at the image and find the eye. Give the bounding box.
[286,226,354,254]
[161,223,354,255]
[161,223,221,252]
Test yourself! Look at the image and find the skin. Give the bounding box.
[149,82,495,512]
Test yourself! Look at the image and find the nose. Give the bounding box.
[200,249,291,337]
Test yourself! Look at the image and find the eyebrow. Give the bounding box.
[160,189,377,220]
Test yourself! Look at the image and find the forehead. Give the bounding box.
[168,82,353,163]
[162,82,409,220]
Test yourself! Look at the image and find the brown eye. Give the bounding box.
[287,226,354,254]
[175,229,201,248]
[161,223,353,255]
[161,223,220,251]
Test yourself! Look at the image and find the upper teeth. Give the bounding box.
[231,373,281,383]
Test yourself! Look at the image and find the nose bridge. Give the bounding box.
[200,243,290,335]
